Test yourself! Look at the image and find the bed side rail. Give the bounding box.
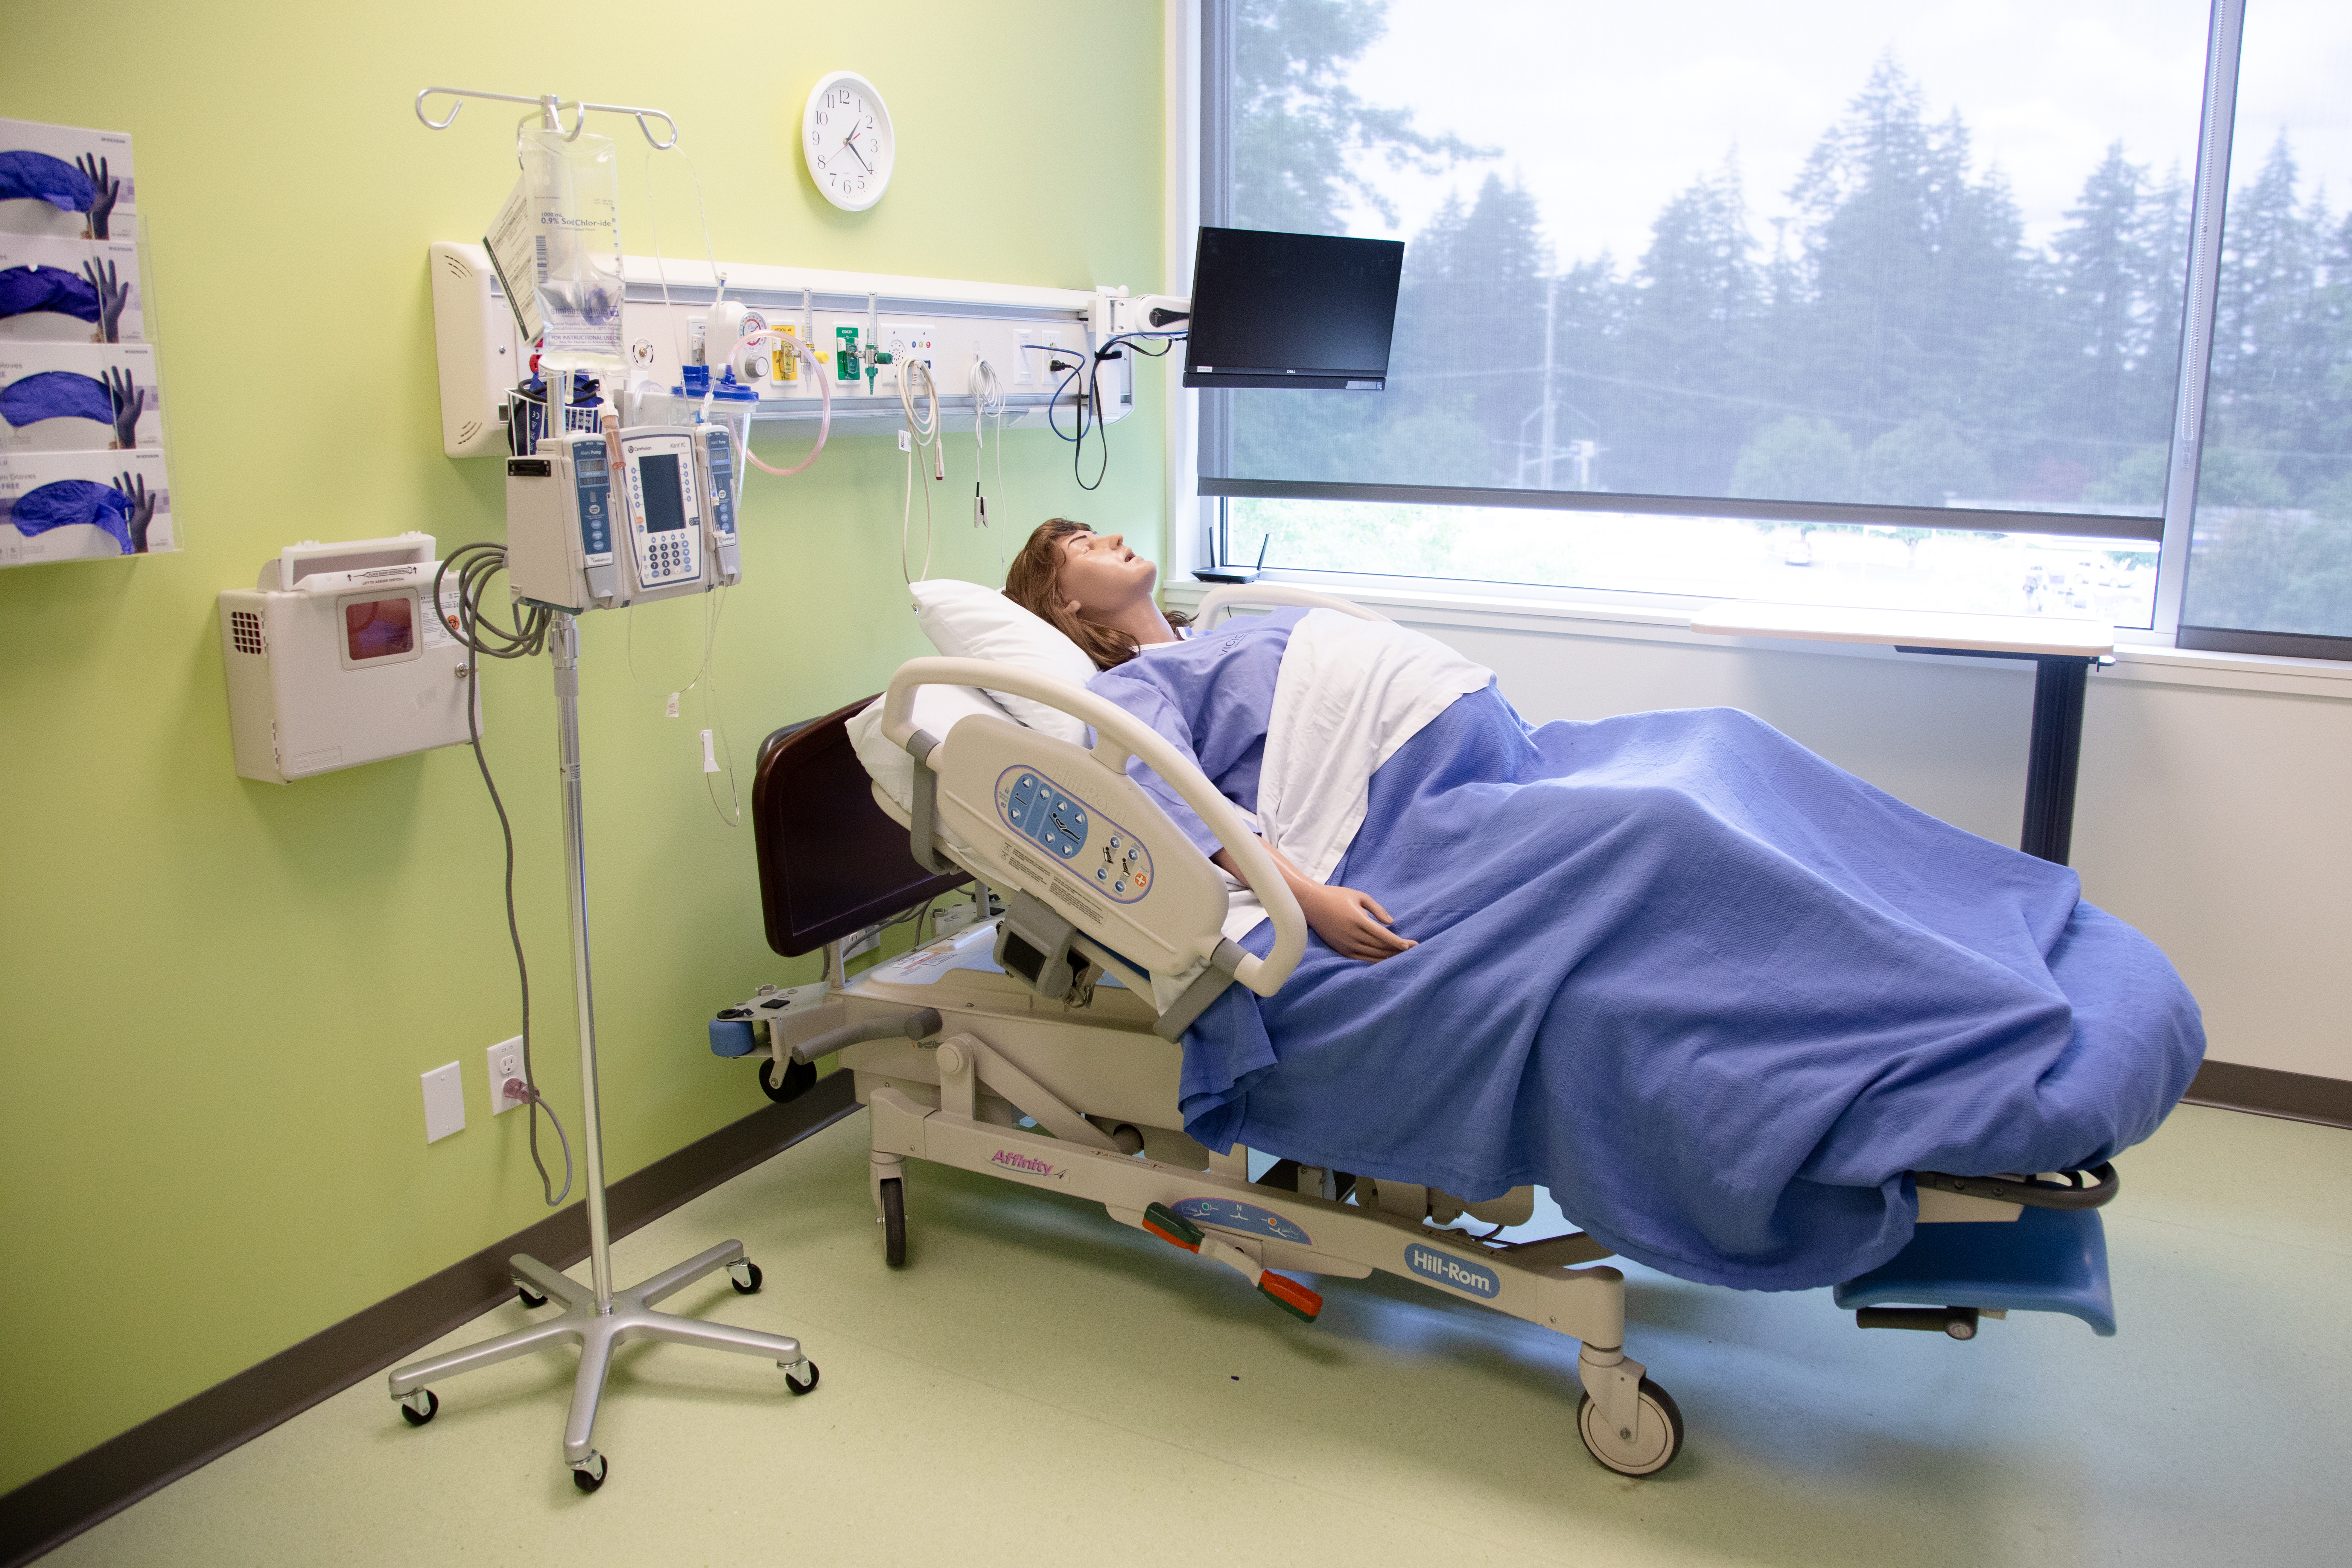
[1194,582,1389,631]
[881,656,1308,1001]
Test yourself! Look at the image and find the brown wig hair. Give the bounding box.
[1002,518,1193,671]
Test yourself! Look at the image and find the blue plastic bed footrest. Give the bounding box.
[1833,1205,2116,1336]
[708,1017,758,1058]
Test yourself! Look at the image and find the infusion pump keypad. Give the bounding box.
[994,765,1153,903]
[619,435,703,589]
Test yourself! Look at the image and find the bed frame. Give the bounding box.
[711,597,2126,1478]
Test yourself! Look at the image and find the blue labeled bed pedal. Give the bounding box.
[1834,1206,2116,1337]
[708,1012,759,1057]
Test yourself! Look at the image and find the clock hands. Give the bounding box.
[841,127,872,174]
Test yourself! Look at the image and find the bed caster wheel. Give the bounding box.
[397,1389,438,1427]
[515,1283,549,1309]
[727,1259,763,1294]
[782,1358,820,1395]
[571,1451,608,1492]
[880,1177,907,1268]
[1576,1378,1683,1477]
[760,1057,817,1104]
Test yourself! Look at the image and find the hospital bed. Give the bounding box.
[711,584,2123,1477]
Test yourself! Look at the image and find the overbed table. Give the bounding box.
[1686,605,2115,866]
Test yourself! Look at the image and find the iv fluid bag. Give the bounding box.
[517,128,624,374]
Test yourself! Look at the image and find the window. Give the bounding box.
[1197,1,2323,644]
[2176,5,2352,655]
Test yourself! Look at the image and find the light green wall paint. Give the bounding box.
[0,1,1166,1492]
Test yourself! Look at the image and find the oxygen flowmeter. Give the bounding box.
[504,424,742,613]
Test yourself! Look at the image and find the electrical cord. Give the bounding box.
[969,356,1008,572]
[1027,330,1185,492]
[899,357,942,583]
[431,542,574,1208]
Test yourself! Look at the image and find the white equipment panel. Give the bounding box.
[427,243,1140,458]
[217,534,476,783]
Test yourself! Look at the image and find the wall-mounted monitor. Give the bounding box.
[1182,227,1404,392]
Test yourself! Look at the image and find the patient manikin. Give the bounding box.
[991,517,2200,1291]
[1002,517,1414,962]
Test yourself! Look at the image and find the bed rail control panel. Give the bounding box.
[928,713,1231,984]
[995,765,1155,902]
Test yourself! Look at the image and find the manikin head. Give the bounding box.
[1002,518,1190,670]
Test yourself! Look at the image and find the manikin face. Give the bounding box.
[1056,530,1158,619]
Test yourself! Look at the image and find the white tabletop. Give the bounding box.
[1687,603,2115,657]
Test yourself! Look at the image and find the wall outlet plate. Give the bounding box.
[486,1036,526,1116]
[421,1062,465,1143]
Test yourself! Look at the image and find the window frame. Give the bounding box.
[1187,0,2337,656]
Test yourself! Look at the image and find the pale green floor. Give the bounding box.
[52,1101,2352,1567]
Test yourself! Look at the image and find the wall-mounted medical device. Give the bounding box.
[1182,226,1404,391]
[427,243,1138,458]
[217,533,476,783]
[503,424,740,614]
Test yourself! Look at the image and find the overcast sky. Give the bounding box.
[1336,0,2352,266]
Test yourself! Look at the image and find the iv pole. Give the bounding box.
[386,91,817,1497]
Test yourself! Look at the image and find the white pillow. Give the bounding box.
[846,683,1007,816]
[910,578,1096,745]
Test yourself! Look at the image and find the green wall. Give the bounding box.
[0,2,1167,1493]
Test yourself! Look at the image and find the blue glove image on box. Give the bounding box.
[0,369,115,428]
[0,263,101,322]
[10,476,136,551]
[0,151,96,212]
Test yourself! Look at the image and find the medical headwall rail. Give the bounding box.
[431,245,1146,459]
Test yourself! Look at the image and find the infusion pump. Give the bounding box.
[505,424,742,614]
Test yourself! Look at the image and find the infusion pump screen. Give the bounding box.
[637,454,688,531]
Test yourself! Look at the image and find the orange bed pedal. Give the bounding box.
[1143,1201,1203,1252]
[1257,1272,1322,1323]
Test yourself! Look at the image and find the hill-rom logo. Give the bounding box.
[990,1149,1057,1177]
[1406,1244,1500,1299]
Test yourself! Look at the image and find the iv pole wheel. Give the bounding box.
[783,1358,820,1395]
[727,1259,763,1294]
[881,1176,908,1268]
[571,1451,608,1492]
[1575,1378,1684,1477]
[398,1389,439,1427]
[515,1282,549,1309]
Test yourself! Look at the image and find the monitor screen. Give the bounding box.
[637,452,687,531]
[1182,227,1404,391]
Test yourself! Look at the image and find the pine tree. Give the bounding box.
[1615,157,1764,494]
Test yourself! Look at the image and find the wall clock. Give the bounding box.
[803,71,894,212]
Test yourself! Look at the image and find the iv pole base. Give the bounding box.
[385,1238,815,1474]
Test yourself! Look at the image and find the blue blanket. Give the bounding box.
[1093,624,2204,1291]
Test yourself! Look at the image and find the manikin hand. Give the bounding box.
[1296,881,1416,962]
[1214,838,1417,964]
[75,154,120,239]
[81,258,128,342]
[114,471,154,553]
[102,364,141,448]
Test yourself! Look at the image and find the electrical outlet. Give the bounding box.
[486,1036,526,1116]
[421,1062,465,1144]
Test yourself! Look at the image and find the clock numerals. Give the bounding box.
[806,74,890,210]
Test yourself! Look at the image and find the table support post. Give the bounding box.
[2020,656,2090,866]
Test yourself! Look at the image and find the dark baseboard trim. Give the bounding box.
[2182,1060,2352,1130]
[0,1072,858,1568]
